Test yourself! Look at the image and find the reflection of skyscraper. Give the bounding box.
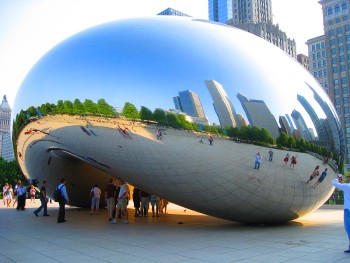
[157,7,191,17]
[236,114,248,127]
[291,110,312,141]
[285,114,295,132]
[0,95,14,161]
[208,0,233,23]
[237,92,279,138]
[205,80,238,127]
[279,116,292,136]
[297,94,329,144]
[173,90,205,118]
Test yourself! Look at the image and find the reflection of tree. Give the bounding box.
[122,102,139,120]
[139,106,154,121]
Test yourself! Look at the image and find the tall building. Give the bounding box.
[279,115,292,136]
[173,90,205,119]
[0,95,14,161]
[312,0,350,169]
[205,80,238,127]
[157,7,191,17]
[230,0,272,24]
[285,114,296,132]
[291,110,313,141]
[225,0,296,58]
[297,54,310,70]
[237,92,280,138]
[305,35,328,92]
[208,0,233,23]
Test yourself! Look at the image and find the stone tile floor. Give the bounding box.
[0,201,349,263]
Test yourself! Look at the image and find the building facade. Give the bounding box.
[306,35,329,93]
[0,95,14,161]
[297,54,310,71]
[157,7,191,17]
[208,0,233,23]
[317,0,350,169]
[230,0,272,25]
[173,90,206,119]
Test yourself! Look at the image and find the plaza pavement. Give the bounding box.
[0,201,349,263]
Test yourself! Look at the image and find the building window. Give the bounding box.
[345,107,349,113]
[322,41,325,48]
[339,37,344,43]
[338,27,343,34]
[341,55,345,62]
[343,77,347,84]
[318,70,322,77]
[322,51,326,57]
[343,2,348,10]
[336,4,341,13]
[346,127,350,134]
[344,15,349,21]
[330,20,334,26]
[312,53,316,60]
[344,97,349,104]
[341,65,347,72]
[340,46,345,53]
[335,79,339,85]
[325,81,329,88]
[335,88,340,95]
[347,137,350,144]
[336,98,341,105]
[330,29,335,36]
[333,57,338,64]
[312,44,316,51]
[324,69,328,75]
[318,61,322,68]
[338,108,342,115]
[332,48,336,54]
[323,60,327,66]
[313,62,317,68]
[328,7,333,15]
[343,87,349,94]
[346,117,350,124]
[331,39,336,46]
[336,18,341,23]
[314,72,317,77]
[316,43,320,50]
[333,67,338,73]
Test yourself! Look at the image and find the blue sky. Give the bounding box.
[1,0,324,108]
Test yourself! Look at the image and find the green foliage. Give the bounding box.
[139,106,154,121]
[165,112,181,128]
[153,108,166,124]
[0,158,26,188]
[97,99,115,117]
[73,99,85,115]
[122,102,139,119]
[83,99,98,115]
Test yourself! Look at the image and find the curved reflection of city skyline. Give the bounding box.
[13,17,344,223]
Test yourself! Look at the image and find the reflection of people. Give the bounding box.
[253,152,262,170]
[305,165,320,184]
[283,153,290,165]
[268,150,273,162]
[332,174,350,253]
[313,168,327,189]
[290,155,298,169]
[208,134,213,146]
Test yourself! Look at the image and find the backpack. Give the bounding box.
[53,185,63,202]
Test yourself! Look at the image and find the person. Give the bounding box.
[140,190,150,217]
[6,184,13,207]
[290,155,298,169]
[16,182,28,211]
[305,165,320,184]
[283,153,290,165]
[90,184,101,215]
[56,178,69,223]
[105,178,116,221]
[34,181,49,216]
[12,180,21,207]
[268,149,274,162]
[160,198,168,214]
[253,152,262,170]
[132,187,141,217]
[2,183,8,205]
[30,185,36,203]
[150,194,160,218]
[332,174,350,253]
[313,168,328,189]
[112,180,129,224]
[208,134,213,146]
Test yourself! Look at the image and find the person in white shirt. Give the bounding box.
[90,184,101,215]
[112,180,129,224]
[332,174,350,253]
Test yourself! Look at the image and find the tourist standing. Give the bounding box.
[332,174,350,253]
[90,184,101,215]
[57,178,69,223]
[16,182,28,211]
[253,152,262,170]
[105,178,116,221]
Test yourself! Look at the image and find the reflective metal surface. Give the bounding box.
[13,17,344,223]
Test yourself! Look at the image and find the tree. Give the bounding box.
[122,102,139,119]
[153,108,166,124]
[56,100,64,114]
[83,99,98,115]
[73,99,85,115]
[165,112,181,128]
[287,136,296,149]
[276,132,288,147]
[259,128,273,144]
[139,106,154,121]
[63,100,73,114]
[177,114,193,130]
[97,99,115,116]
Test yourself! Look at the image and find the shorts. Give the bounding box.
[116,197,128,209]
[106,197,115,210]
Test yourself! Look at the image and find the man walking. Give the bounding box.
[56,178,69,223]
[254,152,262,170]
[34,181,49,216]
[332,174,350,253]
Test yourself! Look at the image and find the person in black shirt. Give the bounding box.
[34,181,49,216]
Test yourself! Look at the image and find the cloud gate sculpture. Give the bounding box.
[13,17,344,224]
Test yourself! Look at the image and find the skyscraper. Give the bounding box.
[291,110,313,142]
[173,90,205,119]
[0,95,14,161]
[314,0,350,170]
[279,115,292,136]
[205,80,238,127]
[157,7,191,17]
[237,92,279,138]
[225,0,296,58]
[208,0,233,23]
